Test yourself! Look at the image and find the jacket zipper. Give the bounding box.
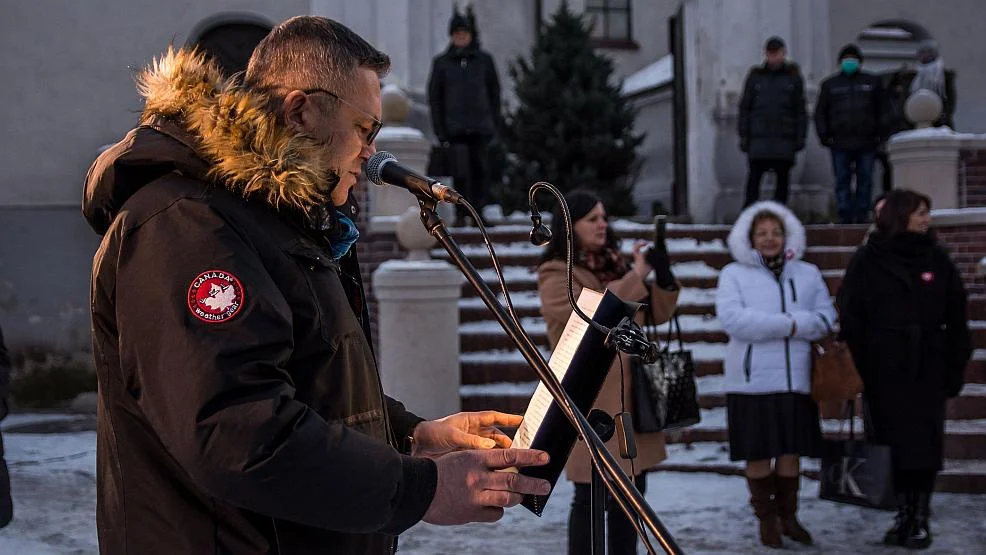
[777,278,793,391]
[744,344,753,382]
[789,278,797,303]
[339,267,399,450]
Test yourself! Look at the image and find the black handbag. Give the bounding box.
[819,400,895,510]
[632,310,701,433]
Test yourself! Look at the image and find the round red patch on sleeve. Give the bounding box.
[187,270,245,323]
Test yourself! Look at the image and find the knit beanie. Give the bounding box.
[838,43,863,62]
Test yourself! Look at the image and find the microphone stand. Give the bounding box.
[413,195,683,555]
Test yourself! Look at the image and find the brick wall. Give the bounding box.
[353,182,409,351]
[357,231,406,351]
[958,149,986,208]
[934,223,986,297]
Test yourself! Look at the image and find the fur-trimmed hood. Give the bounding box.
[727,201,807,266]
[84,48,330,235]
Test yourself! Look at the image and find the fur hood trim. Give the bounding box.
[727,201,807,266]
[136,47,329,210]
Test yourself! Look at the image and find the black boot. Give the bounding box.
[904,491,933,549]
[883,493,910,546]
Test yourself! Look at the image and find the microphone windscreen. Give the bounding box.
[363,151,396,186]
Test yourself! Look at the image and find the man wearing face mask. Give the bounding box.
[83,16,550,555]
[738,36,807,207]
[814,44,885,224]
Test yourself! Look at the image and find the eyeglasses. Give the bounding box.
[303,88,382,146]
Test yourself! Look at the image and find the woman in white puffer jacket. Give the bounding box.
[715,201,837,549]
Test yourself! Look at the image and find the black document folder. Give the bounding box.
[510,288,638,515]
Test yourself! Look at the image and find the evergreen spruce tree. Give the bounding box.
[500,1,643,216]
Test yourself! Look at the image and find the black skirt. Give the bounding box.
[726,392,823,461]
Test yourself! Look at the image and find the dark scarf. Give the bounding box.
[762,252,786,279]
[581,246,629,286]
[867,231,936,267]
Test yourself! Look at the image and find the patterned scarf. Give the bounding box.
[762,252,785,279]
[581,246,629,286]
[328,210,360,260]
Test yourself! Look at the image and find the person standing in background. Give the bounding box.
[814,44,884,224]
[738,36,807,207]
[716,201,836,549]
[537,190,679,555]
[910,39,956,129]
[838,190,970,550]
[427,7,501,224]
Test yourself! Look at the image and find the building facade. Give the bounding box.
[1,0,984,349]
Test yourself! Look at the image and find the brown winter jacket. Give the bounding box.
[536,260,679,484]
[83,48,435,555]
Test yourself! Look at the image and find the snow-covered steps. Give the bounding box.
[459,314,729,351]
[447,220,870,247]
[460,345,728,388]
[458,287,722,322]
[434,242,858,272]
[457,264,848,298]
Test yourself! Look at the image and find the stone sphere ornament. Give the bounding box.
[396,206,438,260]
[905,89,943,129]
[381,84,411,124]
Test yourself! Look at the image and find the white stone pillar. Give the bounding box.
[372,208,464,420]
[888,90,961,209]
[888,133,961,209]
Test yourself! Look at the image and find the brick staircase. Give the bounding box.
[437,221,986,494]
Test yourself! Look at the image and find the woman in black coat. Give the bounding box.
[838,190,971,550]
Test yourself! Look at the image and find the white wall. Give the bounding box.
[0,0,308,205]
[827,0,986,133]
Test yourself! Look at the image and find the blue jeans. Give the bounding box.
[831,149,876,224]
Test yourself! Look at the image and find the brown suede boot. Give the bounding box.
[776,475,812,545]
[747,473,782,548]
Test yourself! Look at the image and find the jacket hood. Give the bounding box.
[83,47,330,235]
[727,201,806,266]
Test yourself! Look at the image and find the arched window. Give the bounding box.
[855,20,933,74]
[193,21,271,76]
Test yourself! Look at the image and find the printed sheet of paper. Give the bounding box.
[511,287,604,450]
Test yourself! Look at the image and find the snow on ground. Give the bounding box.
[401,471,986,555]
[1,424,983,554]
[0,432,986,555]
[0,431,97,554]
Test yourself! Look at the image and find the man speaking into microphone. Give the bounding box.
[83,16,549,555]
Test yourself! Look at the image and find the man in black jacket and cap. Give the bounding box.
[814,43,885,224]
[427,7,501,223]
[738,36,807,207]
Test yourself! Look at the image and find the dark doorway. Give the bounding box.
[195,22,271,76]
[668,8,688,216]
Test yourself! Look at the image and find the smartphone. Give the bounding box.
[653,215,667,244]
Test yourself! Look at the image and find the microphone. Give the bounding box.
[529,202,552,246]
[363,151,462,204]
